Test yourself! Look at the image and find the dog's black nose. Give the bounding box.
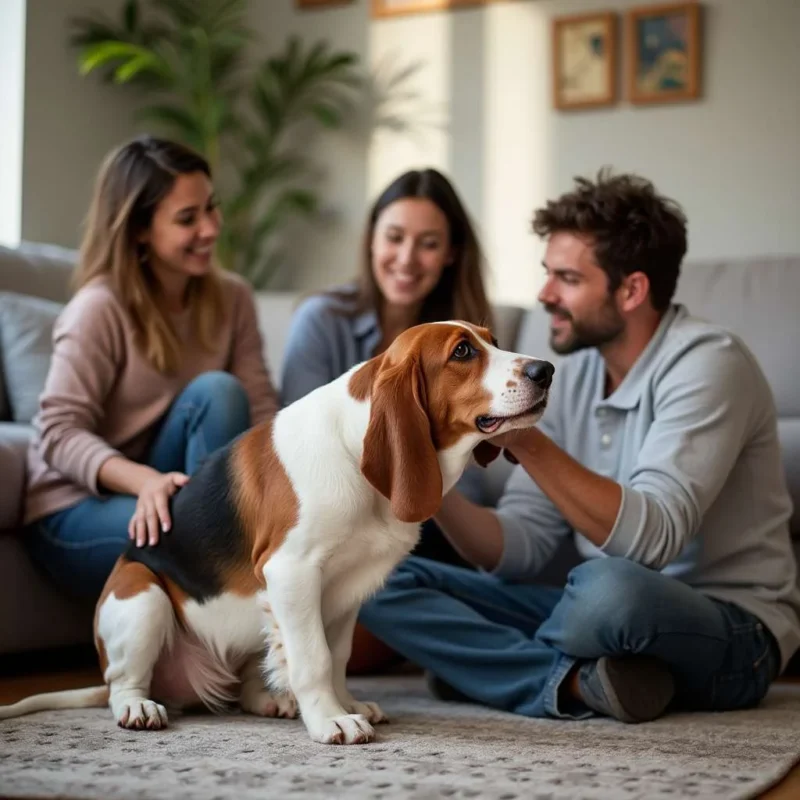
[523,360,554,389]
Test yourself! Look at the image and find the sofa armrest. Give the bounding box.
[0,423,34,530]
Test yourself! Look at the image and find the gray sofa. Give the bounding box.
[2,242,799,674]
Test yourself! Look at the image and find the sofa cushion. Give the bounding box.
[0,292,62,423]
[778,419,800,537]
[0,241,77,304]
[491,304,525,352]
[674,257,800,418]
[0,422,34,530]
[673,257,800,537]
[0,349,8,422]
[0,533,94,654]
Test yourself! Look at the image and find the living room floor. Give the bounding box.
[1,647,798,799]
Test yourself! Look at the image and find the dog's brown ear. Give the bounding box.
[473,441,501,467]
[361,358,443,523]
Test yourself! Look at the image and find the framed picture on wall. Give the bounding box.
[371,0,486,19]
[552,11,617,111]
[626,1,702,104]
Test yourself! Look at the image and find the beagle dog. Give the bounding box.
[0,321,554,745]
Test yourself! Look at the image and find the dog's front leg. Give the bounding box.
[327,608,388,725]
[264,558,375,745]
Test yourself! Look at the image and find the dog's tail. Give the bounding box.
[0,685,109,720]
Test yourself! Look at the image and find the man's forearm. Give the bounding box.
[432,490,504,571]
[506,429,621,548]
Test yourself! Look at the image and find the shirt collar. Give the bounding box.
[597,303,684,410]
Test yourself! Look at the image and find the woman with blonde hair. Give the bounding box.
[23,134,279,598]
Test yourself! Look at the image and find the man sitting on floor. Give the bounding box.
[358,168,800,723]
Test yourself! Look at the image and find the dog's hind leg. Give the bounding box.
[237,653,297,719]
[96,560,174,730]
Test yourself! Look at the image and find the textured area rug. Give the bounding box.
[1,675,799,800]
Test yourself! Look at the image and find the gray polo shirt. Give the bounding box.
[493,303,800,672]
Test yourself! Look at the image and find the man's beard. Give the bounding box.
[544,297,625,355]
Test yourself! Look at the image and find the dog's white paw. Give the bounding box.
[115,699,168,730]
[308,713,375,745]
[343,699,388,724]
[240,689,298,719]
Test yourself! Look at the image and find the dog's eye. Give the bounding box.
[451,341,474,360]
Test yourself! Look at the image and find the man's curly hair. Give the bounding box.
[533,168,688,311]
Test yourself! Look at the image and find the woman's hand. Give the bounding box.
[128,472,189,547]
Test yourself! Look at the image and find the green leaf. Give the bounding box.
[282,189,317,214]
[310,102,342,128]
[324,52,359,72]
[114,52,160,82]
[79,40,142,73]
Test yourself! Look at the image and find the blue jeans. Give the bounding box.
[358,555,780,719]
[25,371,252,599]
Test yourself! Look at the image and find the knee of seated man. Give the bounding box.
[554,558,655,651]
[363,556,445,609]
[384,555,442,589]
[358,558,422,625]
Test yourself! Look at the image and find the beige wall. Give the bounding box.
[15,0,800,306]
[20,0,139,250]
[364,0,800,304]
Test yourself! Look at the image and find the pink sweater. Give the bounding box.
[24,271,279,525]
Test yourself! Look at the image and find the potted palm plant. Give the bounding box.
[70,0,361,288]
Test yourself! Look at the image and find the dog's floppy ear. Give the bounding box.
[361,357,443,523]
[473,441,501,467]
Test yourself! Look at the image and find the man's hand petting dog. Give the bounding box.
[489,427,544,464]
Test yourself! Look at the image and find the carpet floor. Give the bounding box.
[1,675,799,800]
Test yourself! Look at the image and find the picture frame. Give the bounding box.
[552,11,617,111]
[626,1,702,104]
[371,0,486,19]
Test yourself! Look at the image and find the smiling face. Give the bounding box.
[370,198,453,313]
[538,231,625,355]
[140,171,221,280]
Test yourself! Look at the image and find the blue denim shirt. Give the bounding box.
[280,291,381,407]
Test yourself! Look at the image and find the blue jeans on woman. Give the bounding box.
[25,371,252,599]
[358,555,780,719]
